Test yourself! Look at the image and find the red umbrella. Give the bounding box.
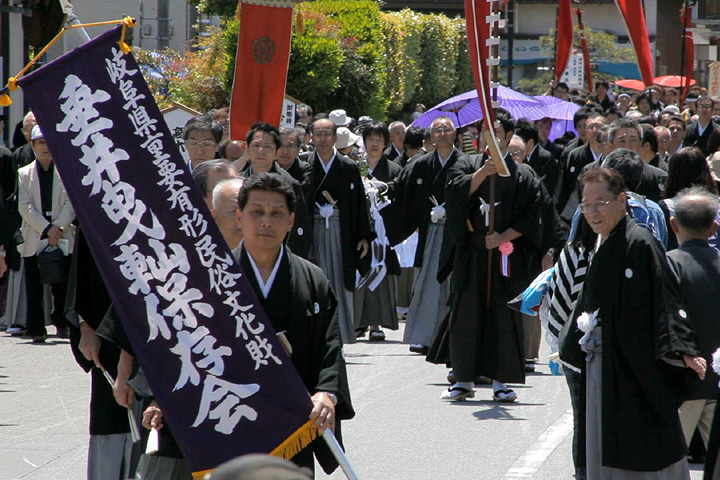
[614,79,646,91]
[653,75,697,88]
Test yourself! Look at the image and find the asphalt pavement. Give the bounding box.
[0,324,706,480]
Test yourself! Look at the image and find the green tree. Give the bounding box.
[539,27,636,64]
[187,0,237,18]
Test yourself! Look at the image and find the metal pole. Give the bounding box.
[322,430,359,480]
[138,0,144,49]
[506,0,515,88]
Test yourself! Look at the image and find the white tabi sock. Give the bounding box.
[452,382,474,391]
[492,380,508,392]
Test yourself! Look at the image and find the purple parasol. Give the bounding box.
[533,95,581,141]
[411,86,549,129]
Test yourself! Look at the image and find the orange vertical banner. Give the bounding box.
[555,0,573,82]
[229,0,296,140]
[614,0,654,87]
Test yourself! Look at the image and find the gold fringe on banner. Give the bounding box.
[235,1,242,21]
[270,419,318,460]
[0,16,135,106]
[190,420,317,480]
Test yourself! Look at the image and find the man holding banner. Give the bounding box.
[233,172,353,474]
[14,25,351,477]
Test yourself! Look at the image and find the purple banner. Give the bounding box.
[18,27,313,472]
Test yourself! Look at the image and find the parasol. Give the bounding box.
[411,86,548,129]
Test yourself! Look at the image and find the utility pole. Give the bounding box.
[506,0,515,87]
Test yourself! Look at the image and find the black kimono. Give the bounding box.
[559,217,701,472]
[235,244,354,474]
[309,151,373,291]
[527,144,561,205]
[390,148,465,271]
[431,156,544,384]
[65,228,132,438]
[368,156,402,277]
[241,161,312,260]
[667,240,720,399]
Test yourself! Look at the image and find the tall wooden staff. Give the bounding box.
[465,0,510,306]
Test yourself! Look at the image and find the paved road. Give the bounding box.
[0,324,706,480]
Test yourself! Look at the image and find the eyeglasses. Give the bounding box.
[432,127,454,134]
[312,130,335,137]
[509,150,525,160]
[579,197,617,214]
[280,143,299,149]
[698,104,713,110]
[186,139,217,147]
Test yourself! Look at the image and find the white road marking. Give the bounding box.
[502,409,574,479]
[23,457,37,468]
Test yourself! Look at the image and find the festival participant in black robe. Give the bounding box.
[277,126,313,186]
[665,188,720,451]
[557,112,606,223]
[559,168,705,479]
[515,119,561,204]
[683,96,719,156]
[240,122,312,260]
[437,136,544,402]
[391,116,466,355]
[65,228,140,480]
[307,118,372,345]
[353,121,401,341]
[232,172,354,475]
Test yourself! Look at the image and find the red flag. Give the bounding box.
[575,9,593,93]
[229,0,296,140]
[465,0,508,176]
[555,0,573,82]
[614,0,654,86]
[681,5,694,101]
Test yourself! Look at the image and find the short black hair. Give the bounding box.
[604,106,623,119]
[495,110,515,136]
[667,115,686,130]
[362,121,390,146]
[602,148,643,191]
[237,172,296,214]
[514,119,539,145]
[192,159,236,195]
[404,126,425,150]
[573,107,592,129]
[183,114,223,143]
[246,122,281,149]
[595,80,610,90]
[640,124,658,153]
[674,186,719,234]
[555,82,569,92]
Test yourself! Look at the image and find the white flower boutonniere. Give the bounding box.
[577,309,600,346]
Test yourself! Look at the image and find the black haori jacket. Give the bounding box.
[560,216,701,471]
[309,151,374,291]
